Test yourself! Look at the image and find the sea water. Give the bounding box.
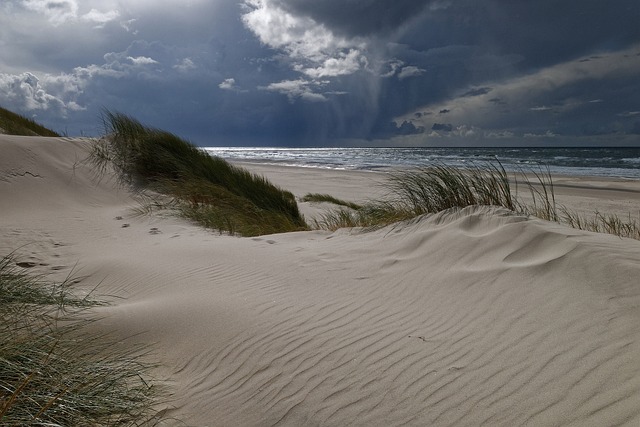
[205,147,640,179]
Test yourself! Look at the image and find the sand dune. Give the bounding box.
[1,135,640,426]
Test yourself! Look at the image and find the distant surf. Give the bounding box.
[206,147,640,179]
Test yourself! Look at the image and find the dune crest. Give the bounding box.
[1,135,639,426]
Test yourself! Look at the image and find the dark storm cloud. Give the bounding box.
[389,0,640,144]
[398,0,640,67]
[399,47,640,142]
[462,87,492,98]
[481,1,640,67]
[432,123,452,132]
[1,0,639,145]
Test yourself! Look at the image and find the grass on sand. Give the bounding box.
[0,255,166,426]
[91,111,307,237]
[85,110,638,240]
[311,162,640,240]
[0,106,60,137]
[312,161,516,230]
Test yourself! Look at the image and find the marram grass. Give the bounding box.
[312,162,640,241]
[0,105,60,137]
[383,161,516,215]
[91,111,307,236]
[314,161,515,231]
[560,208,640,240]
[0,254,167,426]
[87,111,639,240]
[301,193,363,210]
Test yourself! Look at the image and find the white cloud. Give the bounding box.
[299,91,328,102]
[0,44,168,118]
[0,72,73,116]
[219,78,239,91]
[174,58,196,73]
[73,63,125,79]
[120,18,137,33]
[300,49,366,78]
[452,124,478,137]
[398,65,426,80]
[381,60,404,78]
[127,56,159,66]
[242,0,351,61]
[529,106,552,111]
[524,130,557,138]
[81,8,120,25]
[22,0,79,25]
[242,0,368,80]
[379,59,428,80]
[21,0,119,27]
[261,79,327,102]
[619,111,640,118]
[485,130,515,138]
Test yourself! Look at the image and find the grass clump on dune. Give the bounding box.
[91,110,307,236]
[315,161,516,230]
[313,162,640,240]
[383,162,516,215]
[0,255,164,426]
[561,209,640,240]
[0,106,60,137]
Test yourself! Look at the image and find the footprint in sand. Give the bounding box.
[16,261,38,268]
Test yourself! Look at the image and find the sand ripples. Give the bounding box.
[4,136,640,426]
[150,207,640,426]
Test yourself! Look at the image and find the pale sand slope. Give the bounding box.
[1,135,640,426]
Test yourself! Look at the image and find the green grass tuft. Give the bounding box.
[314,161,515,231]
[0,106,60,137]
[383,161,516,215]
[312,162,640,241]
[301,193,363,210]
[91,110,307,236]
[0,254,165,426]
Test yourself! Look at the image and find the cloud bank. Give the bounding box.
[0,0,638,146]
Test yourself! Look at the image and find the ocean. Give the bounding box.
[205,147,640,180]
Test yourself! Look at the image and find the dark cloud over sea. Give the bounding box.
[1,0,639,146]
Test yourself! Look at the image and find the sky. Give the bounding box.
[1,0,640,147]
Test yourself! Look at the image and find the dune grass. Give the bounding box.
[86,110,638,240]
[313,162,640,240]
[301,193,363,210]
[314,161,515,230]
[383,161,516,215]
[0,254,165,426]
[560,209,640,240]
[0,106,60,137]
[91,111,307,236]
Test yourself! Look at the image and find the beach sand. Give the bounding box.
[2,134,640,426]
